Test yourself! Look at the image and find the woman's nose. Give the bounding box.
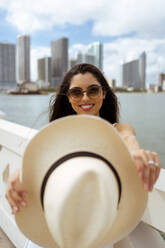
[81,92,89,101]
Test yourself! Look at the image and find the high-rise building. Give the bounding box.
[122,52,146,90]
[84,54,95,65]
[38,57,51,84]
[0,42,16,90]
[158,73,165,92]
[76,52,95,65]
[139,52,146,89]
[69,59,77,69]
[17,35,31,84]
[51,37,68,87]
[88,42,103,71]
[108,79,116,89]
[122,60,140,89]
[76,52,83,64]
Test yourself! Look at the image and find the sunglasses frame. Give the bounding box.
[67,84,103,101]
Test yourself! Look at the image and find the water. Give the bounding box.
[0,94,51,129]
[0,93,165,167]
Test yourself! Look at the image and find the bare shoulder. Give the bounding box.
[113,123,136,135]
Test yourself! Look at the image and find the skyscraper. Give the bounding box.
[17,35,31,83]
[139,52,146,89]
[0,42,16,89]
[38,57,51,84]
[76,52,95,65]
[122,52,146,90]
[51,37,68,87]
[69,59,77,69]
[76,52,83,64]
[88,42,103,71]
[84,54,95,65]
[122,60,140,89]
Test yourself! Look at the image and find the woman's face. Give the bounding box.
[68,72,106,116]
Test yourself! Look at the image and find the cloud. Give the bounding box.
[92,0,165,39]
[0,0,105,33]
[0,0,165,39]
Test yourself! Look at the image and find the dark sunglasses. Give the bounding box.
[67,84,103,101]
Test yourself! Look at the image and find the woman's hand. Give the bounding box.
[115,124,161,192]
[5,168,27,214]
[131,149,161,192]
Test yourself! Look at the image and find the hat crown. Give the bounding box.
[44,157,119,248]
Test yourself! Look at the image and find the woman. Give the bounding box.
[6,63,161,246]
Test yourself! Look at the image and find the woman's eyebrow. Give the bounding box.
[69,86,82,89]
[69,83,99,89]
[88,83,100,87]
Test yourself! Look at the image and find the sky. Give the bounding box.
[0,0,165,87]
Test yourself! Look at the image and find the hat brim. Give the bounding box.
[16,115,147,247]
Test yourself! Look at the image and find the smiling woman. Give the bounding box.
[5,63,161,248]
[49,63,119,123]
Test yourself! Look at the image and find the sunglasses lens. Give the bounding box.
[87,85,101,98]
[69,88,82,99]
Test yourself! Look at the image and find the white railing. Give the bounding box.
[0,119,37,247]
[0,119,165,248]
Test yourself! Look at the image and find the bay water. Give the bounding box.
[0,93,165,167]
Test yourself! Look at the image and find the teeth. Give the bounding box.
[81,104,93,109]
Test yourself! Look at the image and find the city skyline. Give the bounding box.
[0,37,105,89]
[3,33,164,87]
[0,1,165,87]
[0,36,162,90]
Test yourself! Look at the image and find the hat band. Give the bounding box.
[40,151,121,210]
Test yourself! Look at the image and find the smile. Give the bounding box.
[79,104,94,111]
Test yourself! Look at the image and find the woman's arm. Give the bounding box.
[114,123,161,192]
[114,123,140,150]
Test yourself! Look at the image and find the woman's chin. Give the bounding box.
[79,111,98,116]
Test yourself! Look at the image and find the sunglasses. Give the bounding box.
[67,84,103,101]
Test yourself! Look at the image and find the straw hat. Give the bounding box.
[15,115,147,248]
